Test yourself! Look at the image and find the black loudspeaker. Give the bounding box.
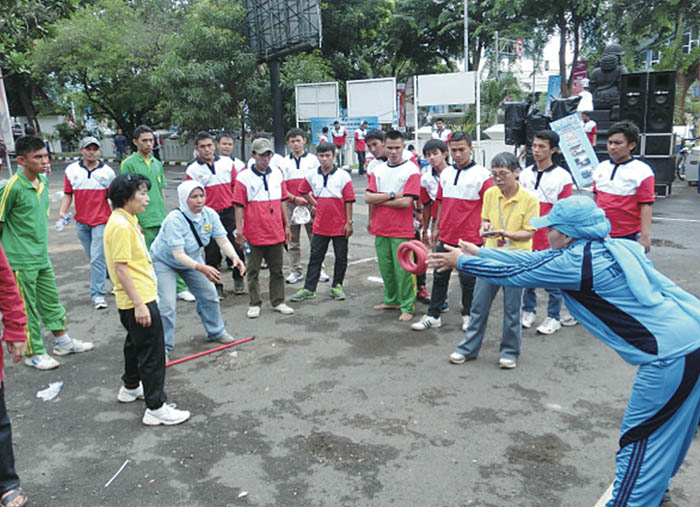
[643,157,675,189]
[550,96,582,120]
[504,102,528,146]
[646,71,676,133]
[525,113,549,146]
[620,73,648,131]
[644,134,673,156]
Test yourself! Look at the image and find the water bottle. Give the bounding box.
[54,213,72,232]
[242,241,252,255]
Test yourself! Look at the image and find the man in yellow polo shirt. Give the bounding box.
[448,152,539,369]
[104,173,190,426]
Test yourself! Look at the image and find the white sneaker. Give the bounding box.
[214,330,236,344]
[411,315,442,331]
[319,270,330,282]
[461,315,470,331]
[560,312,578,327]
[499,358,517,369]
[273,303,295,315]
[521,311,535,328]
[449,352,466,364]
[537,317,562,335]
[142,403,190,426]
[54,338,95,356]
[24,353,60,370]
[94,296,107,310]
[177,290,196,302]
[285,273,303,284]
[247,306,261,318]
[118,383,144,403]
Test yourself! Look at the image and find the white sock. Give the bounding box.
[55,333,71,346]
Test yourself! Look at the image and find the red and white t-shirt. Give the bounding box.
[354,128,367,152]
[63,160,115,226]
[330,126,347,147]
[282,152,320,198]
[436,162,493,245]
[431,128,452,142]
[593,158,655,237]
[520,164,573,250]
[233,166,289,246]
[185,156,240,211]
[583,120,598,146]
[420,168,441,220]
[298,167,355,236]
[367,160,420,238]
[318,134,329,143]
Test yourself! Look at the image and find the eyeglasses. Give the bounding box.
[491,170,514,179]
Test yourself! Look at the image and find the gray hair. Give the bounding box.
[490,152,520,172]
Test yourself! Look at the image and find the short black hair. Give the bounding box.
[15,136,46,157]
[423,139,448,155]
[108,173,151,208]
[333,121,340,125]
[316,141,336,154]
[491,152,520,172]
[133,125,153,141]
[195,131,213,146]
[435,118,445,123]
[408,144,415,151]
[608,120,640,145]
[533,130,560,149]
[448,131,472,146]
[365,129,384,143]
[385,130,403,141]
[322,127,329,133]
[216,132,234,142]
[285,127,305,140]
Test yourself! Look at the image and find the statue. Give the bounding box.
[589,44,628,110]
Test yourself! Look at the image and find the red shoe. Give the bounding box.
[417,288,431,304]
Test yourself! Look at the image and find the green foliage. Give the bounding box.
[280,51,335,128]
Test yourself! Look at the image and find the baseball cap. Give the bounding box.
[251,138,274,155]
[80,136,100,149]
[530,195,610,240]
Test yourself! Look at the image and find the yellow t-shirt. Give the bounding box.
[104,208,157,309]
[481,184,539,251]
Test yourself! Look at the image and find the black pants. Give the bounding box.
[356,150,366,174]
[304,234,348,292]
[0,384,19,496]
[119,301,167,410]
[204,207,245,281]
[427,242,476,318]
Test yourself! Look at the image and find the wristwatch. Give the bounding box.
[389,192,396,200]
[347,220,354,225]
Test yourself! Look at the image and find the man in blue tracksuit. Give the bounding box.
[431,195,700,506]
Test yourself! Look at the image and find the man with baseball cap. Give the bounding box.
[233,138,294,318]
[59,136,116,309]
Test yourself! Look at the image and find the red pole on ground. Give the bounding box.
[165,336,255,368]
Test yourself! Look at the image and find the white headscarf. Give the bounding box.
[177,180,206,223]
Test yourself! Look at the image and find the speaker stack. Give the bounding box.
[619,71,676,196]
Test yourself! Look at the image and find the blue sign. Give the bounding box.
[545,75,562,115]
[310,117,379,144]
[550,113,598,187]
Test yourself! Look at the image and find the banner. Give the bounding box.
[545,75,562,115]
[0,71,14,155]
[310,117,379,144]
[550,113,598,187]
[572,62,588,95]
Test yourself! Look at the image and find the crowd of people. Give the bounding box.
[0,115,697,506]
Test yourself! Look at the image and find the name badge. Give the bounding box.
[203,223,212,233]
[497,238,510,248]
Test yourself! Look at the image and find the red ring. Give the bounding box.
[397,240,429,275]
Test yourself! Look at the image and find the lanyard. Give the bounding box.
[497,195,516,232]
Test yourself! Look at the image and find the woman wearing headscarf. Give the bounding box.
[430,195,700,507]
[150,180,245,357]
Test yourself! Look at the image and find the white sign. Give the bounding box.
[346,77,396,123]
[295,82,339,123]
[417,72,476,106]
[0,71,14,154]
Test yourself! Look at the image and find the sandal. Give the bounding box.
[1,488,27,507]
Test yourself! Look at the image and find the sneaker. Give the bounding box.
[461,315,470,331]
[142,403,190,426]
[94,296,107,310]
[273,303,295,315]
[214,330,236,344]
[285,272,303,284]
[54,338,95,356]
[290,288,315,302]
[177,290,195,302]
[537,317,562,335]
[215,283,224,300]
[247,306,261,318]
[261,260,268,269]
[521,311,535,328]
[118,383,144,403]
[24,353,60,370]
[499,358,517,369]
[233,279,245,295]
[416,288,430,304]
[449,352,467,364]
[110,287,116,296]
[560,312,578,327]
[441,301,450,313]
[330,284,345,300]
[319,270,330,283]
[411,315,442,331]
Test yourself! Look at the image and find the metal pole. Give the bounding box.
[165,336,255,367]
[413,75,419,149]
[476,71,481,145]
[270,60,284,153]
[495,31,499,81]
[464,0,469,72]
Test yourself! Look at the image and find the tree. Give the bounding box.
[280,51,335,130]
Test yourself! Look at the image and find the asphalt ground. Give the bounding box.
[4,161,700,506]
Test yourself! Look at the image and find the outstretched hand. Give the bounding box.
[428,241,479,272]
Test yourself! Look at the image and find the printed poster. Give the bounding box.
[550,113,598,187]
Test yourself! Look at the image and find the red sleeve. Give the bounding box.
[63,173,73,194]
[592,126,598,134]
[410,154,419,168]
[342,180,356,201]
[232,180,248,206]
[447,132,452,141]
[0,244,27,343]
[185,173,192,180]
[404,173,420,198]
[420,187,431,205]
[230,167,237,190]
[436,184,443,202]
[281,181,290,201]
[558,183,573,199]
[298,178,312,195]
[367,173,378,193]
[637,175,655,204]
[479,178,494,200]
